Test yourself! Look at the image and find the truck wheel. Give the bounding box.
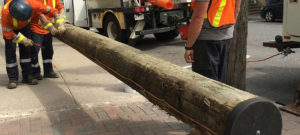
[104,15,127,43]
[154,30,179,41]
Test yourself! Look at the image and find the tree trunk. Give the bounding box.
[56,24,281,135]
[227,0,248,90]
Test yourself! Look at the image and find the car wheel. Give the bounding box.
[265,11,275,22]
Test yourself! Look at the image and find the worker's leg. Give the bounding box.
[4,37,18,89]
[218,39,232,83]
[31,32,43,80]
[192,40,220,81]
[41,33,58,78]
[19,25,38,85]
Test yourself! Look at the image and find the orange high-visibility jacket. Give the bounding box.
[31,0,64,35]
[192,0,236,27]
[1,0,58,40]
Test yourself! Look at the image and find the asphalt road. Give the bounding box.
[133,19,299,105]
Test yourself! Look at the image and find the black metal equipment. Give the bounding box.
[225,98,282,135]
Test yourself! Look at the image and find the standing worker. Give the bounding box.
[1,0,58,89]
[30,0,65,79]
[184,0,241,84]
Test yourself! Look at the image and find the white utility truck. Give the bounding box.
[264,0,300,57]
[263,0,300,115]
[282,0,300,43]
[61,0,192,45]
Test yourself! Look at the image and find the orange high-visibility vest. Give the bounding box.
[38,0,56,24]
[192,0,236,27]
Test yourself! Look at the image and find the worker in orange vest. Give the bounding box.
[30,0,65,80]
[184,0,241,85]
[1,0,58,89]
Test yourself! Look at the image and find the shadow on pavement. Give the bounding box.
[13,77,190,135]
[247,66,300,104]
[135,37,185,51]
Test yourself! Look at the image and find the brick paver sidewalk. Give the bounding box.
[0,102,299,135]
[0,102,189,135]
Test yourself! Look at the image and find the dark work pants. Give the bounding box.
[192,39,232,83]
[4,25,32,81]
[31,32,54,75]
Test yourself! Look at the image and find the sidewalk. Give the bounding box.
[0,29,189,135]
[0,103,189,135]
[0,27,299,135]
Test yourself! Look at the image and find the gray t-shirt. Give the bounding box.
[194,0,234,40]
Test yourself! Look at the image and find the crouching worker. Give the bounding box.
[1,0,58,89]
[30,0,66,80]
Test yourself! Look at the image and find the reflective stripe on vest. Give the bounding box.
[212,0,227,27]
[39,0,56,24]
[3,1,11,9]
[207,0,235,27]
[12,17,31,29]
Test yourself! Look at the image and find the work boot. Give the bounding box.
[22,76,38,85]
[33,73,43,80]
[7,80,18,89]
[44,71,59,78]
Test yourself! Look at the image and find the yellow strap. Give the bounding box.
[12,18,18,29]
[212,0,227,27]
[3,1,11,9]
[53,0,56,8]
[28,18,31,23]
[16,35,25,43]
[55,18,64,24]
[43,23,53,29]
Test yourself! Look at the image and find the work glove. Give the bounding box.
[12,33,34,47]
[42,21,58,35]
[55,14,66,34]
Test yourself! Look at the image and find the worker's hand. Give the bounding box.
[12,33,33,46]
[184,50,194,63]
[57,23,66,34]
[42,21,58,35]
[23,39,34,47]
[55,14,66,34]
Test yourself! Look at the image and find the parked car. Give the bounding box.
[261,0,283,22]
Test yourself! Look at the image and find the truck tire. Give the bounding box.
[154,30,179,41]
[104,15,128,43]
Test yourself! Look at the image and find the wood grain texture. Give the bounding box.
[56,24,257,135]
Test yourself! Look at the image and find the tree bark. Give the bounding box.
[226,0,248,90]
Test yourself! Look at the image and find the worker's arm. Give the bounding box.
[184,1,209,63]
[55,0,64,14]
[1,11,33,46]
[235,0,242,20]
[1,11,17,40]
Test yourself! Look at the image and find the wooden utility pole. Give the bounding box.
[227,0,248,90]
[56,24,282,135]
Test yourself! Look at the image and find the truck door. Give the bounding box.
[285,0,300,36]
[73,0,89,27]
[63,0,74,24]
